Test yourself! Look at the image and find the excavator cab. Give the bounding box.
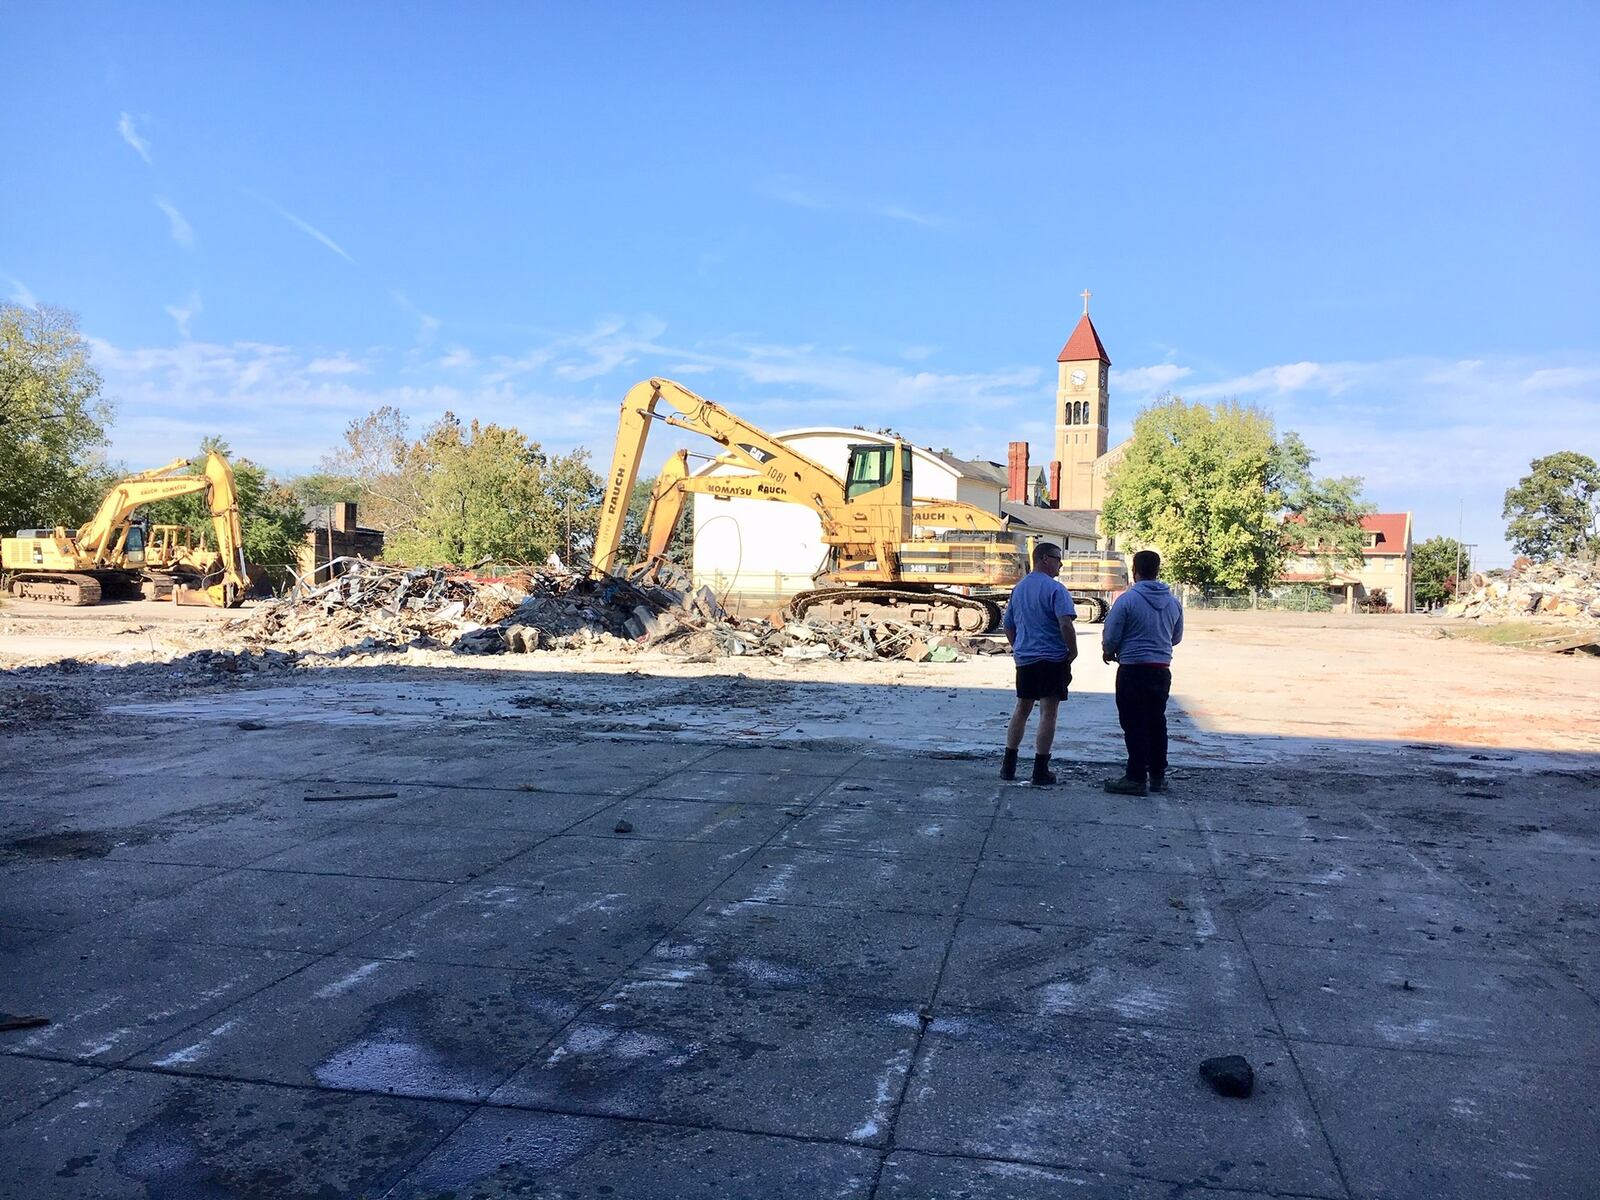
[844,443,914,508]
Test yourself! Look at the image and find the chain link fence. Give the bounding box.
[1184,585,1336,613]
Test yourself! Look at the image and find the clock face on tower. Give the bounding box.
[1070,368,1087,390]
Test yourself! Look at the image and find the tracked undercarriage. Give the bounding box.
[788,586,1002,633]
[5,572,111,605]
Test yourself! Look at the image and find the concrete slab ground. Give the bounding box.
[3,641,1599,1197]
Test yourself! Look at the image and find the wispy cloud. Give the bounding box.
[1113,363,1192,394]
[762,180,953,231]
[390,291,439,343]
[163,291,202,338]
[247,190,353,261]
[7,278,38,307]
[118,113,153,165]
[154,197,195,249]
[307,353,368,376]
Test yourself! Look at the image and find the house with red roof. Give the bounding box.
[1281,512,1414,611]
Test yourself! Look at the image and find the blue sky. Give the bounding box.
[5,2,1596,565]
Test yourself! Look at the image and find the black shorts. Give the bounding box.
[1015,658,1071,701]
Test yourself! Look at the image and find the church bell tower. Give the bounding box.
[1053,289,1111,511]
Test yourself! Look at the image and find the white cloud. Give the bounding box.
[247,190,353,262]
[435,346,476,370]
[118,113,153,165]
[154,197,195,249]
[7,278,38,307]
[307,354,368,376]
[163,292,202,338]
[1113,363,1192,395]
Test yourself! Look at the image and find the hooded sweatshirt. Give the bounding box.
[1102,579,1184,666]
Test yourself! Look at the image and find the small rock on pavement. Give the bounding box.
[613,819,634,834]
[236,720,267,731]
[1198,1054,1255,1098]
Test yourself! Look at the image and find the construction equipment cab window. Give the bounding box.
[846,445,912,501]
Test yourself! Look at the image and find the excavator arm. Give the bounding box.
[593,378,850,576]
[910,500,1012,533]
[74,459,201,562]
[199,451,250,602]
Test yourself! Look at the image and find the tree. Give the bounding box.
[1101,397,1370,590]
[1503,452,1600,561]
[1413,535,1468,608]
[1101,397,1285,589]
[0,303,115,530]
[540,448,603,564]
[1274,431,1373,577]
[140,436,307,566]
[286,472,361,510]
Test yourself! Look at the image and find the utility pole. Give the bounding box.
[1454,501,1464,596]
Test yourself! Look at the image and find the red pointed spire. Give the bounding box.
[1057,313,1110,365]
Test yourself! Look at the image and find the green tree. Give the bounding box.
[541,448,603,564]
[286,472,361,510]
[324,407,609,566]
[1413,535,1469,608]
[141,436,307,566]
[0,303,115,530]
[1101,397,1285,588]
[1274,431,1374,578]
[1502,452,1600,561]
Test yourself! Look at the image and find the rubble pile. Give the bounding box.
[1447,559,1600,622]
[220,557,999,664]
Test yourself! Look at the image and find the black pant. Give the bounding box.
[1115,665,1171,783]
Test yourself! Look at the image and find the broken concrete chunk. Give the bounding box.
[1198,1054,1255,1098]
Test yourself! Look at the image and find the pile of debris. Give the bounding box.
[219,557,1000,664]
[1447,559,1600,622]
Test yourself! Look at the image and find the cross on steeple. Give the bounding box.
[1080,288,1092,315]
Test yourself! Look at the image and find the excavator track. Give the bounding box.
[788,587,1000,634]
[9,573,103,605]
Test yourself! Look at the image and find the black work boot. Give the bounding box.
[1030,754,1057,786]
[1149,774,1169,794]
[1103,775,1148,796]
[1000,747,1020,781]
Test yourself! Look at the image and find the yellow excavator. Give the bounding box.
[1,452,249,606]
[592,377,1027,632]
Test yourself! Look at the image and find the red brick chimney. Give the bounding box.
[1048,461,1062,508]
[1006,442,1029,503]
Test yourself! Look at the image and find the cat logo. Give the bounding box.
[737,443,776,464]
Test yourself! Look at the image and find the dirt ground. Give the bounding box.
[3,599,1597,763]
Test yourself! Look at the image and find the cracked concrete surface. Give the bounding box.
[2,617,1599,1197]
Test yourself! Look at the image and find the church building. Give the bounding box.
[1054,291,1121,512]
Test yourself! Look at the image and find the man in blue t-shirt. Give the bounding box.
[1001,541,1079,786]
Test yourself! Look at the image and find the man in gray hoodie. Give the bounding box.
[1101,549,1184,796]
